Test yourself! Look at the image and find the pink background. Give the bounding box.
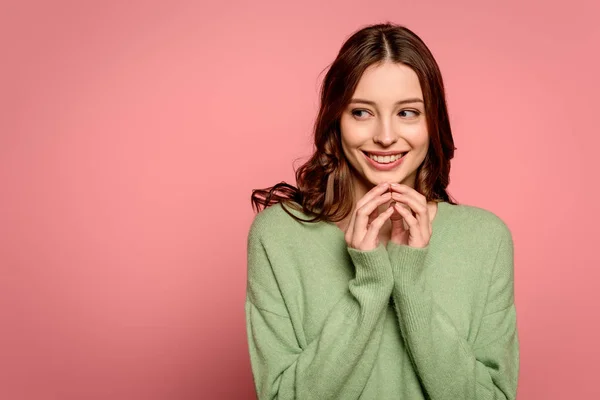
[1,1,599,399]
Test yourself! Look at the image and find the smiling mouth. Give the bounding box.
[362,151,407,164]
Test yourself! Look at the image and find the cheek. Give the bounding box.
[341,126,372,150]
[405,124,429,147]
[339,136,361,167]
[340,122,364,148]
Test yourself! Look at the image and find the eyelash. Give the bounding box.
[350,109,421,119]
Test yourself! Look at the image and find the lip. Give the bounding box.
[362,150,408,156]
[363,151,406,171]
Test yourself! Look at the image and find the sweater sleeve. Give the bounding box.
[245,225,394,400]
[386,229,519,400]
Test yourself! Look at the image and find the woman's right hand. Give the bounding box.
[344,182,394,251]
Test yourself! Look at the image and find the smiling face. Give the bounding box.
[339,61,429,201]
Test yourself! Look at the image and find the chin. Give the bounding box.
[366,175,402,186]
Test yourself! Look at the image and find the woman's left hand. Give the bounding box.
[388,183,433,248]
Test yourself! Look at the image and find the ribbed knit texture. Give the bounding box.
[245,201,519,399]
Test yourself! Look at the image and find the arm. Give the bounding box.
[245,225,394,400]
[386,228,519,400]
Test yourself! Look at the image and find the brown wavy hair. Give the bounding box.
[251,22,458,223]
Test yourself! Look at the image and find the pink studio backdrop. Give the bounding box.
[1,1,598,399]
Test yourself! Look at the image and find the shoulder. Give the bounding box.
[443,202,513,243]
[439,203,515,283]
[248,201,308,242]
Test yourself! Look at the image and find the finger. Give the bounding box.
[356,182,390,210]
[389,184,424,217]
[389,184,428,205]
[368,203,380,227]
[345,182,389,242]
[389,184,427,205]
[389,201,407,233]
[393,202,420,237]
[352,192,392,246]
[389,200,404,222]
[389,182,413,193]
[362,206,394,247]
[391,191,429,231]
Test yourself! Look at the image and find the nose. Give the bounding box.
[373,120,398,146]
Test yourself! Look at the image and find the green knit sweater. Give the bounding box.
[245,201,519,399]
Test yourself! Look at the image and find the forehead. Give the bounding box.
[353,62,423,100]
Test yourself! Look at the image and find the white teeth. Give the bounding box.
[367,152,405,164]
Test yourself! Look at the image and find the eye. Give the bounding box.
[351,108,421,119]
[399,109,421,118]
[351,109,370,119]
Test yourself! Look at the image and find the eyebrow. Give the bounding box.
[349,98,424,106]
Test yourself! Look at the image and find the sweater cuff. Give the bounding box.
[346,242,394,306]
[347,242,392,278]
[386,241,430,332]
[386,241,429,277]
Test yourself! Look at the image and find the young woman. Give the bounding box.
[245,22,519,399]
